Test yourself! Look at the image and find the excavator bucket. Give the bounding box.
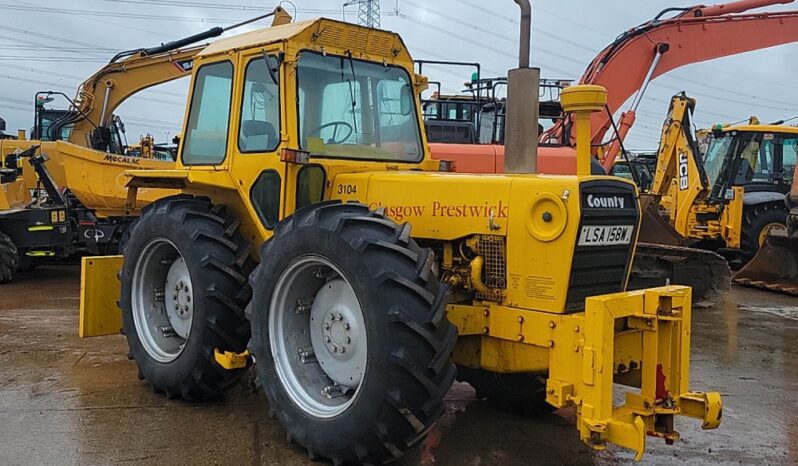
[734,230,798,295]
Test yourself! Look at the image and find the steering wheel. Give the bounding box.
[309,121,354,144]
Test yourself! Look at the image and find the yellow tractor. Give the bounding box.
[80,4,722,463]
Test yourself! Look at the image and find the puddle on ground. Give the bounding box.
[737,305,798,320]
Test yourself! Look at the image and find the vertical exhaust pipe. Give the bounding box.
[504,0,540,174]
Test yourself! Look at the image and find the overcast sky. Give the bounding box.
[2,0,798,149]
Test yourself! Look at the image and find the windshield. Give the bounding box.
[704,133,734,187]
[39,112,73,141]
[297,52,423,162]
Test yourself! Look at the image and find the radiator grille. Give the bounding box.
[475,235,506,300]
[565,181,639,312]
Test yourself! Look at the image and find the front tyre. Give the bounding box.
[0,230,18,283]
[120,196,253,400]
[248,202,457,465]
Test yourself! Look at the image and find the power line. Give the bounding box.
[0,74,186,107]
[0,24,119,52]
[90,0,343,13]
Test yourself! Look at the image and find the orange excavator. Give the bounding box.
[430,0,798,175]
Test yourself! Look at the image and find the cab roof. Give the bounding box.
[721,124,798,134]
[197,17,413,64]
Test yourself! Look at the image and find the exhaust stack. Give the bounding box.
[504,0,540,174]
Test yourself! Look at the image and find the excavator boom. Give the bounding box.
[64,45,202,149]
[543,0,798,169]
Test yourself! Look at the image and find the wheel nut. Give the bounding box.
[332,346,338,353]
[325,336,331,343]
[345,336,351,344]
[324,323,331,330]
[343,323,350,330]
[336,313,343,321]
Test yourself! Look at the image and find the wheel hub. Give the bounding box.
[322,310,353,354]
[310,279,365,390]
[164,257,193,339]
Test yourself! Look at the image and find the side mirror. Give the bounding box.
[0,117,6,132]
[400,85,413,116]
[172,135,181,145]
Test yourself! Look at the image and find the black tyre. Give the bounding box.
[120,195,253,400]
[457,367,554,416]
[17,250,40,272]
[248,202,457,465]
[740,202,789,264]
[0,230,18,283]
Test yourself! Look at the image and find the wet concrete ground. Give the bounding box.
[0,264,796,465]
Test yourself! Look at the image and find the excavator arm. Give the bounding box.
[543,0,798,171]
[65,46,203,150]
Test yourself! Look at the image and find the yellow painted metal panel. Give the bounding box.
[79,255,124,338]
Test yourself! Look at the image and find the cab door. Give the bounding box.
[229,50,287,242]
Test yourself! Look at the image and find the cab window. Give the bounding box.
[738,135,778,183]
[182,61,234,165]
[783,137,797,185]
[239,55,281,153]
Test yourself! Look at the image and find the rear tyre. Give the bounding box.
[0,230,18,283]
[120,195,253,400]
[740,203,789,265]
[248,202,457,465]
[457,367,554,415]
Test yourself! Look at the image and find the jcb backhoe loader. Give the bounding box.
[79,5,722,464]
[641,93,796,285]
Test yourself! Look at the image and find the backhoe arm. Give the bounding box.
[648,94,712,232]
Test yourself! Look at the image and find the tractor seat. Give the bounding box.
[241,120,277,152]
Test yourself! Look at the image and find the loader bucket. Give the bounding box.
[734,231,798,295]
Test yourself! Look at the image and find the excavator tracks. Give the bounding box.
[629,243,732,306]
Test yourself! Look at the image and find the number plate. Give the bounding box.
[578,225,634,247]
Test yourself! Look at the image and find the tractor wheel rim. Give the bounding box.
[269,255,367,419]
[131,238,192,363]
[759,222,786,246]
